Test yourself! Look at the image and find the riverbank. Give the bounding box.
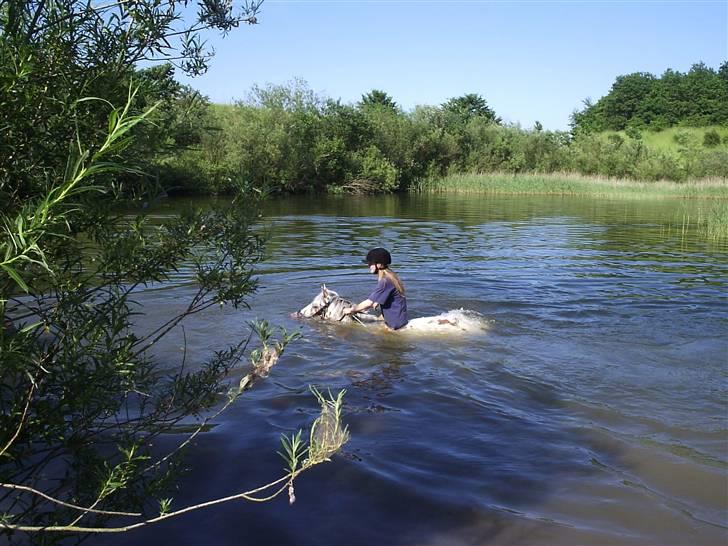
[413,172,728,199]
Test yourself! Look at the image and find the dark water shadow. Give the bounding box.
[95,339,618,546]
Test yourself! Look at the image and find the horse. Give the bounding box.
[294,285,489,334]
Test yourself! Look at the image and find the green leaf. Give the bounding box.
[1,264,29,292]
[19,321,43,333]
[108,108,119,135]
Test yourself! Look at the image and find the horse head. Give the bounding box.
[297,284,340,318]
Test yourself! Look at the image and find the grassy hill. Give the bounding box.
[603,126,728,152]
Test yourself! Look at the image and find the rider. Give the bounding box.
[344,248,408,330]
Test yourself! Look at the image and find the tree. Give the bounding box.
[359,89,398,110]
[599,72,656,130]
[719,61,728,83]
[0,0,348,539]
[442,93,501,124]
[570,63,728,132]
[0,0,262,209]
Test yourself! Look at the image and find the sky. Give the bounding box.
[176,0,728,130]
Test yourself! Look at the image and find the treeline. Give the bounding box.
[571,62,728,132]
[159,75,728,195]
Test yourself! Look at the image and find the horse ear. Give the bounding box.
[321,283,328,294]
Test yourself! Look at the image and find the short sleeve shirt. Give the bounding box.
[368,278,408,330]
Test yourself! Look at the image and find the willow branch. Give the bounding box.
[0,470,304,534]
[0,484,141,517]
[0,379,36,459]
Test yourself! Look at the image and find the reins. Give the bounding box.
[317,296,365,325]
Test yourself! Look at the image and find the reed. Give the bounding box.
[413,172,728,200]
[697,201,728,241]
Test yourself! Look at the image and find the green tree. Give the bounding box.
[571,63,728,132]
[0,0,264,210]
[598,72,657,130]
[442,93,501,124]
[719,61,728,83]
[681,63,728,125]
[359,89,398,110]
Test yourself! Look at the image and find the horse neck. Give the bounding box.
[323,295,351,320]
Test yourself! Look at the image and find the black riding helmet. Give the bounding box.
[363,247,392,267]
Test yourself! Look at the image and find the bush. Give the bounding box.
[703,129,721,147]
[673,131,693,146]
[625,126,642,140]
[694,150,728,178]
[352,146,399,192]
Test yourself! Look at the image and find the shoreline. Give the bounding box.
[412,173,728,200]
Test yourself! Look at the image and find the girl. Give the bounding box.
[344,247,408,330]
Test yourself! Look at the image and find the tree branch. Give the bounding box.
[0,375,39,459]
[0,484,142,517]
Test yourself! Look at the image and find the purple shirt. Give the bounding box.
[368,278,408,330]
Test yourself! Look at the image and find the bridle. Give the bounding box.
[315,294,365,325]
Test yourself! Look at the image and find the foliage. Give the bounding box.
[442,93,501,125]
[572,62,728,132]
[359,89,398,111]
[160,64,725,196]
[279,387,349,505]
[703,129,721,148]
[350,146,399,193]
[0,0,263,211]
[1,0,350,540]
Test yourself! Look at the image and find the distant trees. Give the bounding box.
[165,85,508,194]
[161,65,728,195]
[572,62,728,132]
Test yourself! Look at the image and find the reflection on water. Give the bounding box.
[105,194,727,546]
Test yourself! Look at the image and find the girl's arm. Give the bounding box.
[345,299,375,315]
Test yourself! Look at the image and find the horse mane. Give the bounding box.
[321,294,354,321]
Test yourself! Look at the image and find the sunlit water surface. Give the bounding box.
[104,194,727,546]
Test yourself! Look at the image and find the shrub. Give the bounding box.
[352,146,399,192]
[703,129,721,147]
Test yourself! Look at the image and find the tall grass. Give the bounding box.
[414,172,728,200]
[663,202,728,243]
[695,201,728,241]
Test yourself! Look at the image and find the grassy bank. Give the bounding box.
[415,173,728,199]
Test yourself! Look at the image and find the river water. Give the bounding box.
[106,194,727,546]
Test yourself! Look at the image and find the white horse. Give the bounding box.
[294,285,489,334]
[294,284,378,323]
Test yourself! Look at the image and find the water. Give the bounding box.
[105,194,727,546]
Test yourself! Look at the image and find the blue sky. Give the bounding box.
[177,0,727,130]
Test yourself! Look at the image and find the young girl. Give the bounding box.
[344,247,408,330]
